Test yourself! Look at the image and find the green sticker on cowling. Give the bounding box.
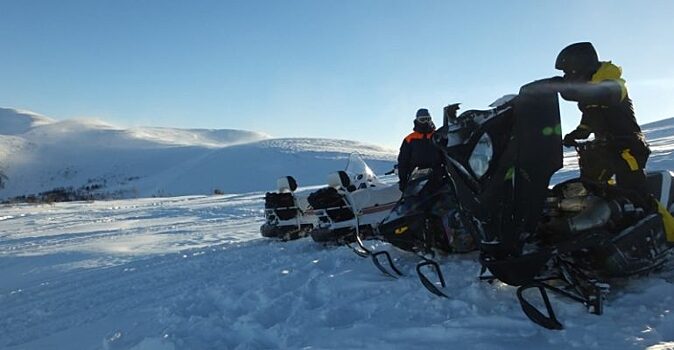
[505,167,515,181]
[542,124,562,136]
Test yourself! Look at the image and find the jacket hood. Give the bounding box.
[591,61,627,101]
[592,61,623,82]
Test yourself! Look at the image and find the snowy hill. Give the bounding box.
[0,108,395,200]
[2,113,674,349]
[0,108,53,135]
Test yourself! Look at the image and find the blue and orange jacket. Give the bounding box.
[397,123,444,186]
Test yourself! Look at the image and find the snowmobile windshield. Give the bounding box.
[403,168,433,197]
[344,153,382,189]
[409,168,432,182]
[396,168,452,215]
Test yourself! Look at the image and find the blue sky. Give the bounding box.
[1,0,673,148]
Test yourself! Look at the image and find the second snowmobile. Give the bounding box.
[308,153,401,244]
[378,166,476,255]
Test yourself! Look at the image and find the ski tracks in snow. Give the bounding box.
[1,194,674,349]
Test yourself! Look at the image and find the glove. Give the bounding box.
[562,133,576,147]
[563,128,591,146]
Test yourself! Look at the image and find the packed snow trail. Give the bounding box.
[1,194,674,349]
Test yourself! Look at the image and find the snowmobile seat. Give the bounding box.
[307,187,354,221]
[348,184,401,213]
[645,171,674,209]
[327,171,357,192]
[277,176,298,193]
[264,192,298,220]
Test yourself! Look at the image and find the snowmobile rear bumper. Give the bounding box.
[260,223,312,241]
[310,227,357,243]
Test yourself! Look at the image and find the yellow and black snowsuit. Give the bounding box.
[561,61,651,209]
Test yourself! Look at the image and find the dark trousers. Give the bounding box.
[579,143,651,209]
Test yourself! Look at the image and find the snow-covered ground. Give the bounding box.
[2,111,674,349]
[2,188,674,349]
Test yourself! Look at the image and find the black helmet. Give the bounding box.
[555,42,599,76]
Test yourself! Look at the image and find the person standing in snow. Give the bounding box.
[397,108,444,191]
[554,42,653,211]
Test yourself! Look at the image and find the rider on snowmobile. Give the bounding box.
[554,42,653,212]
[397,108,445,192]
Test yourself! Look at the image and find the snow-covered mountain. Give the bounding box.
[0,107,396,200]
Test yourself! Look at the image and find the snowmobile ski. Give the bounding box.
[416,257,448,298]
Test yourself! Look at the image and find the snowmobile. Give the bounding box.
[433,79,674,329]
[378,167,474,254]
[260,176,317,241]
[308,153,401,244]
[371,165,478,296]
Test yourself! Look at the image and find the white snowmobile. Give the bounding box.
[434,79,674,329]
[308,153,402,244]
[260,176,317,241]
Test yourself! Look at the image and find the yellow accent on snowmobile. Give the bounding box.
[657,202,674,243]
[620,149,639,171]
[394,226,409,235]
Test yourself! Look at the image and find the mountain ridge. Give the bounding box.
[0,107,396,200]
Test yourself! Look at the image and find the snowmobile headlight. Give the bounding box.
[468,133,493,178]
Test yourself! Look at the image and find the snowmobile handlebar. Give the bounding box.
[564,139,609,150]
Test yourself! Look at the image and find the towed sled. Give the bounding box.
[261,176,316,241]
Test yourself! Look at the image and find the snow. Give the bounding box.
[0,108,396,200]
[1,193,674,349]
[2,110,674,349]
[0,108,53,135]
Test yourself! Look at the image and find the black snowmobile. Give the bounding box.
[368,166,478,297]
[345,105,478,296]
[378,167,475,254]
[433,79,674,329]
